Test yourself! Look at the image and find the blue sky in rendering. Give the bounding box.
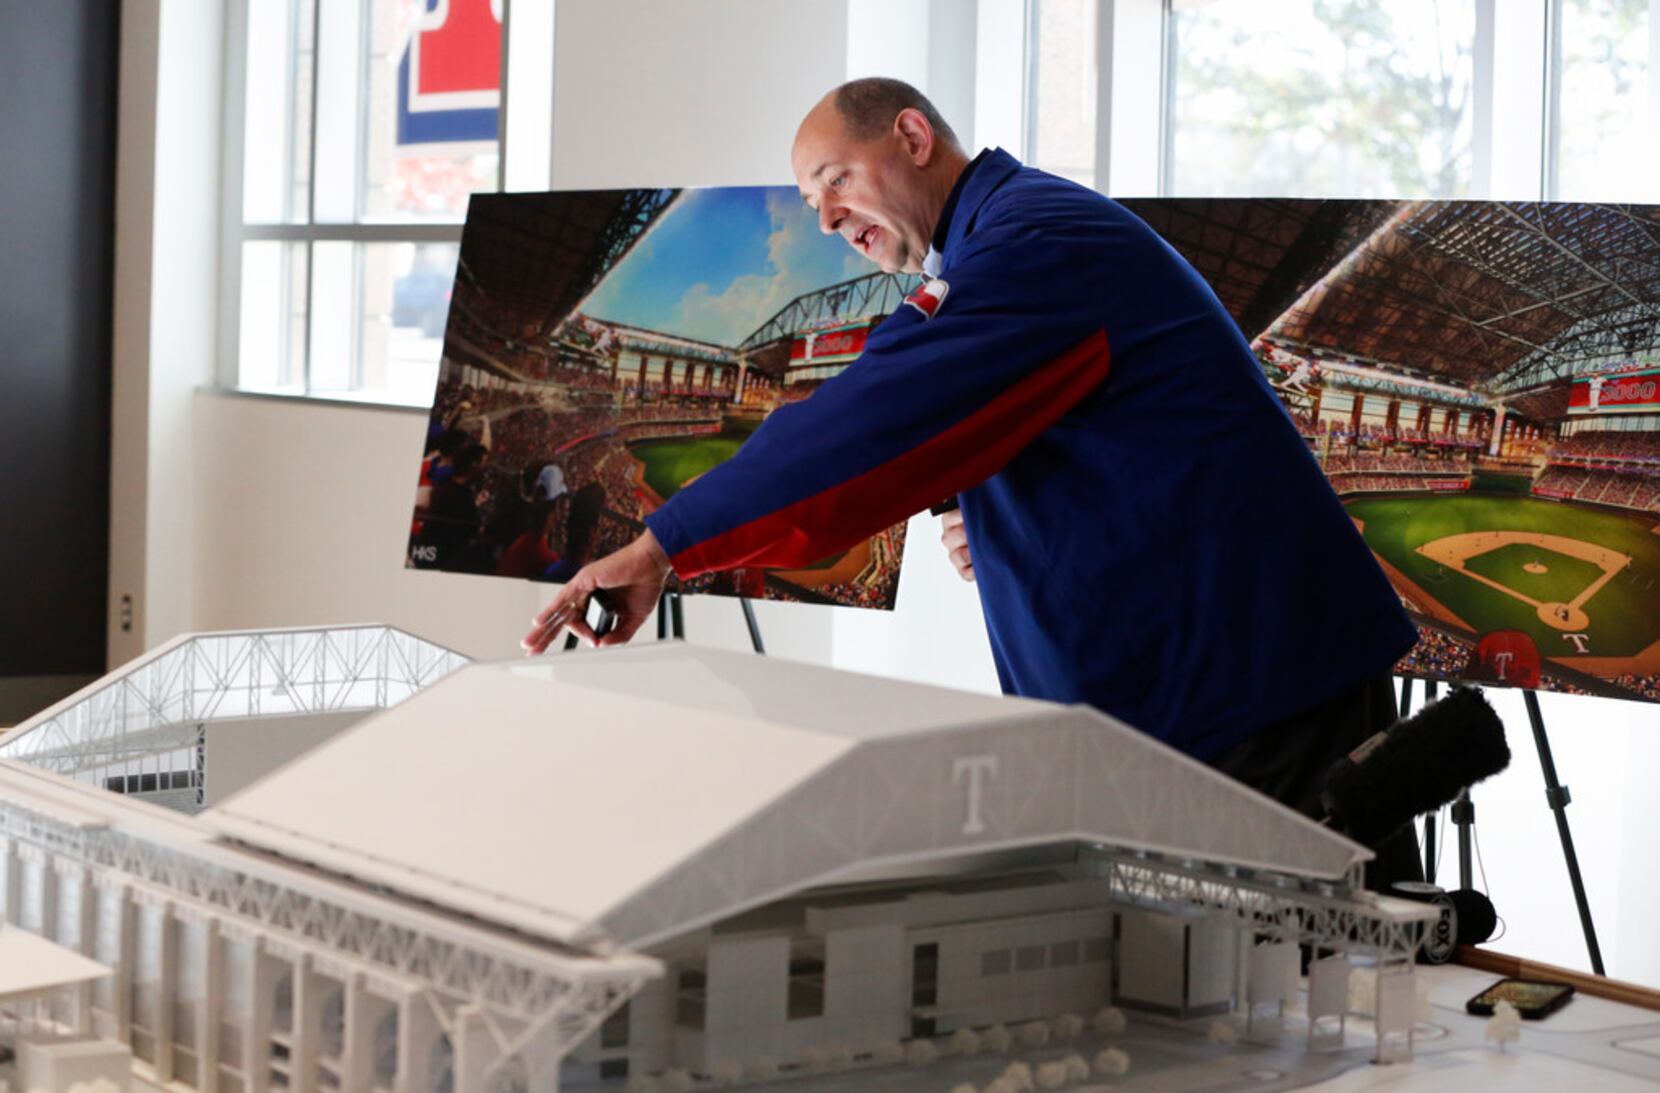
[582,186,870,346]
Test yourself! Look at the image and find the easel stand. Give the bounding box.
[1522,688,1604,976]
[1404,677,1605,976]
[564,590,766,653]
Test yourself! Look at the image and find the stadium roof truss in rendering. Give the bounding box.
[458,188,680,342]
[1130,198,1660,400]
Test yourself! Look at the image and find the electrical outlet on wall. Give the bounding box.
[120,594,133,633]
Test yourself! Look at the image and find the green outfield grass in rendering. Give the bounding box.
[1346,493,1660,658]
[628,422,760,501]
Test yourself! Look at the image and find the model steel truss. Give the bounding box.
[0,626,468,787]
[1085,847,1431,961]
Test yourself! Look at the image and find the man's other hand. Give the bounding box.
[521,530,672,654]
[940,508,973,581]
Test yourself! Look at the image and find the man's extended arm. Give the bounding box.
[524,216,1114,650]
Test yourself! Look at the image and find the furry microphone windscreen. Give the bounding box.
[1321,686,1512,847]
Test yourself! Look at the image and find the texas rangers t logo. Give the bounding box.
[905,278,949,319]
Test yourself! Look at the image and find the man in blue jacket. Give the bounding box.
[523,80,1419,875]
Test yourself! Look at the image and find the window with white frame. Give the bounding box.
[1552,0,1655,200]
[227,0,507,406]
[1026,0,1099,190]
[1025,0,1659,205]
[1165,0,1477,199]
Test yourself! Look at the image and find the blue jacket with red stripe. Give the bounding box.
[645,149,1416,760]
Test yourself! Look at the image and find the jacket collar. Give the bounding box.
[934,147,1022,272]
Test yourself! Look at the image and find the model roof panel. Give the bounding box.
[202,664,855,942]
[503,643,1051,740]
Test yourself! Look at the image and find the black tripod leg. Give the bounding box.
[670,591,685,639]
[1524,689,1605,976]
[1452,788,1474,891]
[656,591,669,640]
[1423,811,1438,885]
[740,596,765,654]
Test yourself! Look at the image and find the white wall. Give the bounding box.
[109,0,225,665]
[549,0,848,189]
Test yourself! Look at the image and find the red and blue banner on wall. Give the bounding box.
[397,0,501,150]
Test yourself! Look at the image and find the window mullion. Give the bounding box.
[1097,0,1163,197]
[1483,0,1550,200]
[303,0,322,395]
[1542,0,1562,200]
[218,1,250,391]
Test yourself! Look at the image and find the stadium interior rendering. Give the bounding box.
[1121,198,1660,705]
[408,190,910,610]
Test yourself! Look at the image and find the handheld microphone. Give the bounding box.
[1321,686,1511,847]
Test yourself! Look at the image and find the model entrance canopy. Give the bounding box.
[0,926,110,1005]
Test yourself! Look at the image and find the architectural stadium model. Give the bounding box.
[0,626,1451,1091]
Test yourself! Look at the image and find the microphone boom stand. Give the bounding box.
[1403,675,1606,977]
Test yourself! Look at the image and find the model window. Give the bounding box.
[675,969,706,1030]
[1015,944,1046,973]
[1049,939,1080,967]
[788,947,826,1020]
[911,943,940,1007]
[981,949,1012,976]
[600,1000,630,1049]
[1083,937,1110,963]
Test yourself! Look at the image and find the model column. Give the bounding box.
[394,990,441,1093]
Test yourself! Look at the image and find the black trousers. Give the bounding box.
[1208,673,1424,892]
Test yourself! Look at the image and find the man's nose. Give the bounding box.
[817,201,840,235]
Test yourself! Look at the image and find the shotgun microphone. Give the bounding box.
[1322,686,1511,847]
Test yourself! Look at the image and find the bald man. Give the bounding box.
[522,79,1420,879]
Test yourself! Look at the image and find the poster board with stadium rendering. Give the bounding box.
[407,187,910,609]
[1118,198,1660,704]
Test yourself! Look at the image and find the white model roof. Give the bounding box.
[0,926,111,1003]
[202,644,1372,950]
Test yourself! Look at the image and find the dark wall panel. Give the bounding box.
[0,3,118,678]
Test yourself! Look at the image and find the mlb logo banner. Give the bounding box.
[397,0,501,151]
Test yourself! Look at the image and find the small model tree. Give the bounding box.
[1095,1047,1131,1077]
[1017,1019,1051,1048]
[904,1038,940,1066]
[1052,1012,1085,1041]
[1485,999,1522,1052]
[999,1059,1036,1092]
[1092,1006,1128,1035]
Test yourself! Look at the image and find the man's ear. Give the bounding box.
[893,107,935,166]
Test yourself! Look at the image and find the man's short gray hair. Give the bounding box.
[833,77,962,149]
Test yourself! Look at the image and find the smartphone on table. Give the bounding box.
[1466,977,1575,1019]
